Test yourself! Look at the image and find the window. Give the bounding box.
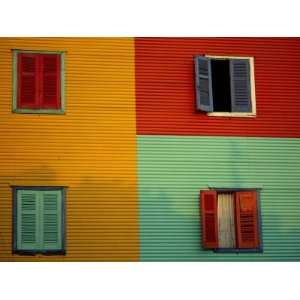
[13,187,65,254]
[13,50,65,113]
[194,55,256,116]
[200,190,262,252]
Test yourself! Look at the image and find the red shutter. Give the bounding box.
[40,54,61,109]
[235,191,259,249]
[17,53,39,108]
[200,190,218,249]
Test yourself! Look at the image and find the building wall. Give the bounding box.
[135,38,300,261]
[138,136,300,261]
[135,37,300,137]
[0,38,139,261]
[1,38,299,262]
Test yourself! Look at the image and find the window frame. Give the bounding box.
[12,49,66,114]
[12,186,67,255]
[200,55,257,117]
[203,188,263,253]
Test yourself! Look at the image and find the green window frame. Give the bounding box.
[12,186,66,255]
[12,50,66,114]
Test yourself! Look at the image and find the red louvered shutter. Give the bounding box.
[40,54,61,109]
[200,190,218,249]
[235,191,259,249]
[18,54,39,108]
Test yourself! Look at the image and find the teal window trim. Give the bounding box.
[12,186,66,255]
[12,50,66,114]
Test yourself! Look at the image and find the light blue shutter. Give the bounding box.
[40,191,62,250]
[230,59,252,112]
[194,56,213,112]
[17,190,39,250]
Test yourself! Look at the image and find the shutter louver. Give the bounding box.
[194,56,213,112]
[17,190,39,250]
[230,59,251,112]
[200,190,218,249]
[18,54,38,108]
[235,191,259,249]
[41,191,62,250]
[41,54,61,109]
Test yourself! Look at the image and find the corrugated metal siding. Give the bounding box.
[135,38,300,137]
[137,136,300,261]
[0,38,139,261]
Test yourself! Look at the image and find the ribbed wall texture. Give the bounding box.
[135,38,300,137]
[0,38,139,261]
[1,38,300,262]
[137,136,300,261]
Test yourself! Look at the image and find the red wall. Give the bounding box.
[135,38,300,137]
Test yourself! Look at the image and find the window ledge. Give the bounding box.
[12,108,65,114]
[13,250,66,256]
[207,112,256,118]
[213,248,263,254]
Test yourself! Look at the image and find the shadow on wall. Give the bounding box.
[228,139,244,185]
[58,176,139,260]
[11,165,58,184]
[141,187,300,258]
[67,176,139,226]
[140,187,199,234]
[0,165,59,260]
[0,165,139,260]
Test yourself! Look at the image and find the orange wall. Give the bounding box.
[0,38,139,261]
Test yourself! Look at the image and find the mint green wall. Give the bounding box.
[137,136,300,261]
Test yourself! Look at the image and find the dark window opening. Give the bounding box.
[211,59,232,112]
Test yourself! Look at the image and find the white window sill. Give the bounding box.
[207,112,256,118]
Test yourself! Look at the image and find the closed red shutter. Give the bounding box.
[200,190,218,249]
[235,191,259,249]
[40,54,61,109]
[18,53,39,108]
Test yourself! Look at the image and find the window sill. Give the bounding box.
[12,108,65,114]
[213,248,263,254]
[207,112,256,118]
[13,250,66,256]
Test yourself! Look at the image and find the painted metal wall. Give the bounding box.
[135,38,300,137]
[138,136,300,261]
[136,38,300,261]
[0,38,139,261]
[1,38,299,262]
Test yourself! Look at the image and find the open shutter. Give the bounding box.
[194,56,213,112]
[200,190,218,249]
[230,59,251,112]
[40,54,61,109]
[235,191,259,249]
[17,190,39,250]
[17,53,39,108]
[41,191,62,250]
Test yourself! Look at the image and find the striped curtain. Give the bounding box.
[217,193,236,248]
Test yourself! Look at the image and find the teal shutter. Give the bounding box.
[230,59,252,112]
[40,191,62,250]
[194,56,213,112]
[17,190,39,250]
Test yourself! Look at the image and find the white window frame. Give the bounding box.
[205,55,257,118]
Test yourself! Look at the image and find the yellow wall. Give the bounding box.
[0,38,139,261]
